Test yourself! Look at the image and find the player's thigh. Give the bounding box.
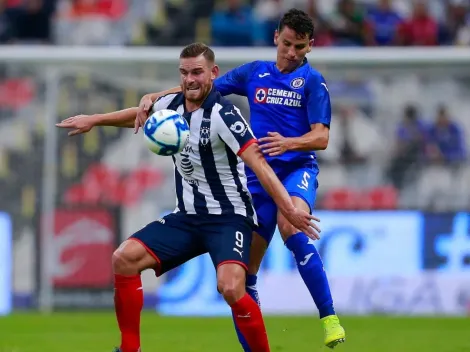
[249,183,278,245]
[279,167,319,238]
[202,215,254,272]
[129,213,204,276]
[283,167,319,213]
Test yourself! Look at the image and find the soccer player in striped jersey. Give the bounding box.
[58,42,321,352]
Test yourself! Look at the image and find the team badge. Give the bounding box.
[290,77,305,89]
[200,127,210,146]
[254,88,268,103]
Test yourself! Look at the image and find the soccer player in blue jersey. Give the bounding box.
[57,9,346,349]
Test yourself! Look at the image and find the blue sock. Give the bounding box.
[285,232,335,318]
[232,274,258,352]
[245,274,260,306]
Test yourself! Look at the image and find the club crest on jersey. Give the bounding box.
[200,127,211,146]
[290,77,305,89]
[254,88,268,103]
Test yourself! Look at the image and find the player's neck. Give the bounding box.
[276,59,305,74]
[185,100,202,113]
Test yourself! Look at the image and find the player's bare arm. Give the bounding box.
[258,123,329,156]
[239,143,321,240]
[56,107,139,136]
[56,87,182,136]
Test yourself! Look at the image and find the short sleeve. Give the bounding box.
[306,73,332,127]
[214,104,257,156]
[214,62,257,97]
[150,93,180,113]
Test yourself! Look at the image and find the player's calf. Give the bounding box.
[112,240,159,352]
[218,263,270,352]
[245,233,267,307]
[277,200,336,319]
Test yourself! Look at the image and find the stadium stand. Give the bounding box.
[0,0,469,244]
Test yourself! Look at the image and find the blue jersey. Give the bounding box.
[214,59,331,164]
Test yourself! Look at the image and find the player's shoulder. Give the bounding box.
[215,95,241,115]
[304,65,328,93]
[252,60,272,69]
[306,65,326,82]
[236,60,271,73]
[212,95,245,123]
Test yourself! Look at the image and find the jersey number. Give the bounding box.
[297,171,311,191]
[233,231,244,258]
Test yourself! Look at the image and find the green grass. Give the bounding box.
[0,312,469,351]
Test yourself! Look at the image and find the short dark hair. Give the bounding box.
[278,9,314,40]
[180,42,215,63]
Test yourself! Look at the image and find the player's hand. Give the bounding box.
[258,132,292,156]
[56,114,97,136]
[283,208,321,240]
[135,94,153,134]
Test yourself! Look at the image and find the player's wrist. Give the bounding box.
[90,113,105,126]
[279,201,296,218]
[285,137,296,151]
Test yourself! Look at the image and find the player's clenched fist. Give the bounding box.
[56,114,97,136]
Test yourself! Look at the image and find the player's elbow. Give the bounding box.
[313,135,329,150]
[317,137,329,150]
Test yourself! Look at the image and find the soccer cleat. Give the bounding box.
[321,315,346,349]
[112,348,121,352]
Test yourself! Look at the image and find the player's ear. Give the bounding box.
[274,30,279,46]
[308,39,314,52]
[211,64,219,80]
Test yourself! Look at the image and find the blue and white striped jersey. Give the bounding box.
[152,88,258,225]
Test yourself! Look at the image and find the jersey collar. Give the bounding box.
[201,86,219,110]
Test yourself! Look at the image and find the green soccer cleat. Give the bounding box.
[112,348,121,352]
[321,315,346,349]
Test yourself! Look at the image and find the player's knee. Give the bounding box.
[217,264,246,305]
[112,240,149,275]
[277,217,298,241]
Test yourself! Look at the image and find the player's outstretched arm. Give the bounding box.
[240,143,321,239]
[57,86,183,137]
[56,108,139,136]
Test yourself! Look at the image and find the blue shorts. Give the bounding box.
[247,160,319,244]
[129,212,253,276]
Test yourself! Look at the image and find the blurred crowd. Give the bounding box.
[0,0,470,46]
[0,1,469,242]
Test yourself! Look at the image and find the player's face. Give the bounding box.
[274,26,313,73]
[179,55,219,103]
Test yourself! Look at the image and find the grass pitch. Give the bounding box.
[0,312,469,351]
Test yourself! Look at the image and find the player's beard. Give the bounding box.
[184,82,211,104]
